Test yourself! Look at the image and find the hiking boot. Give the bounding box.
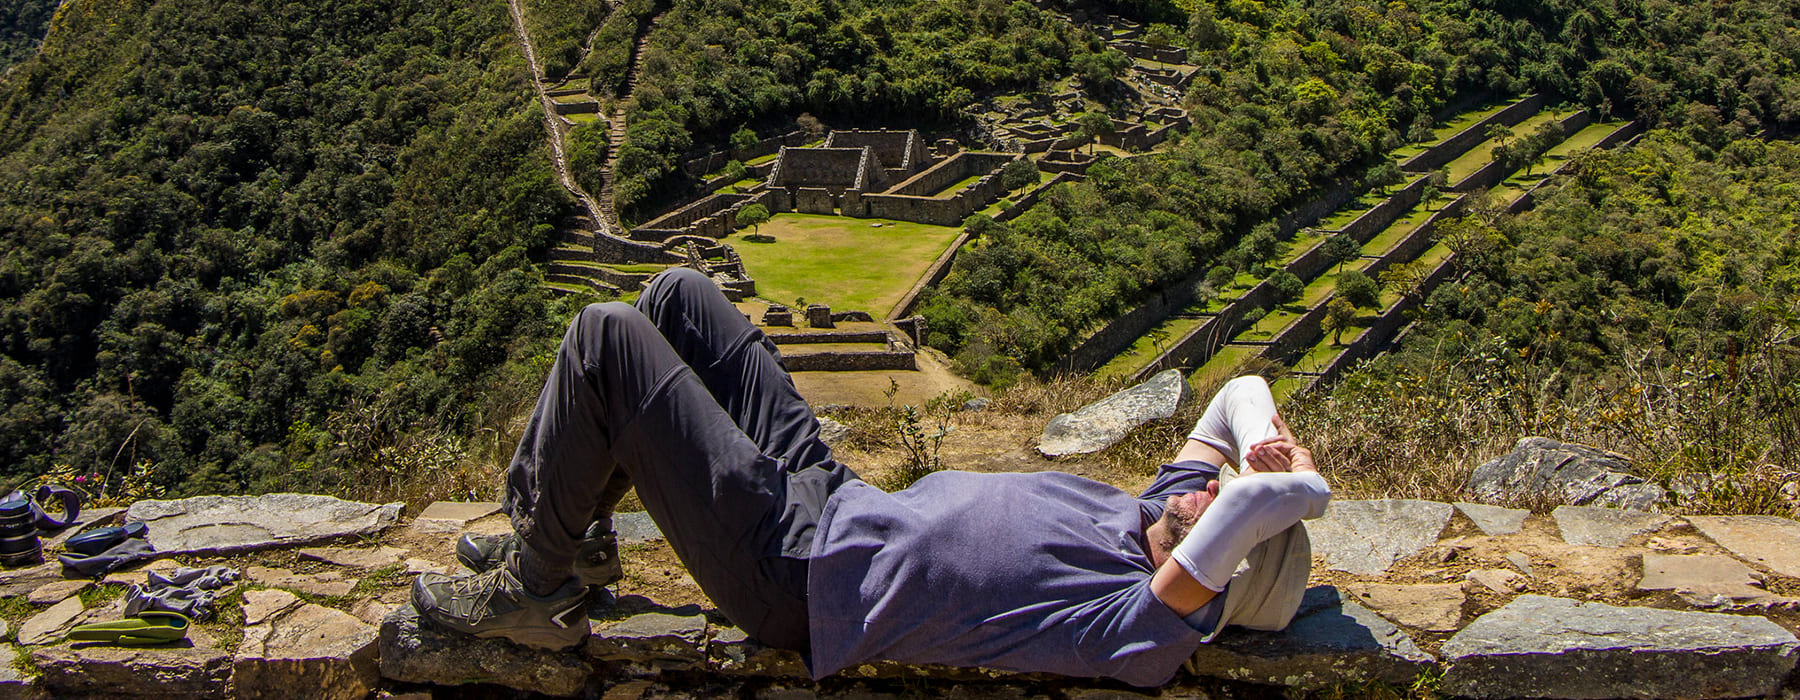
[455,524,624,589]
[411,553,589,650]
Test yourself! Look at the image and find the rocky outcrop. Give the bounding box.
[1038,369,1190,457]
[1466,437,1665,509]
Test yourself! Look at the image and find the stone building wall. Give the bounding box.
[823,130,926,172]
[768,147,873,191]
[1113,40,1188,64]
[794,187,837,214]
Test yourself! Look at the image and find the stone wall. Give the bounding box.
[768,147,872,191]
[995,171,1077,222]
[1132,278,1281,381]
[684,129,810,177]
[794,187,837,214]
[1453,109,1592,192]
[1113,39,1187,64]
[1335,175,1428,243]
[824,130,926,172]
[781,350,917,371]
[1053,265,1209,375]
[593,232,683,264]
[1400,93,1546,173]
[768,331,891,344]
[1274,178,1360,238]
[886,152,1017,197]
[631,191,776,243]
[1038,150,1098,175]
[550,100,599,115]
[853,153,1019,226]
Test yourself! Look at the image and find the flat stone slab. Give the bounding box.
[1687,514,1800,578]
[409,502,501,534]
[1551,505,1672,547]
[1305,500,1453,575]
[18,596,84,645]
[235,602,379,700]
[1453,502,1529,536]
[298,545,410,570]
[1440,595,1800,699]
[0,562,66,597]
[587,612,707,668]
[1637,553,1790,607]
[243,589,304,625]
[26,579,91,605]
[707,626,809,678]
[1346,583,1465,631]
[1466,569,1527,594]
[33,634,232,698]
[1186,586,1434,687]
[127,493,401,555]
[615,511,663,545]
[379,603,593,696]
[1037,369,1188,457]
[247,565,354,597]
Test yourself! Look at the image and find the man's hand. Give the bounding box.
[1242,414,1317,473]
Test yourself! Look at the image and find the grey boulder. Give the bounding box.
[1466,437,1664,509]
[1037,369,1189,457]
[1440,595,1800,699]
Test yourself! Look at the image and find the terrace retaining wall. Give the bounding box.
[684,130,811,177]
[1400,94,1545,173]
[781,351,917,371]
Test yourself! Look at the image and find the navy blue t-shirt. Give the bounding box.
[805,461,1218,687]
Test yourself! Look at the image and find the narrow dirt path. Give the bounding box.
[597,8,665,233]
[505,0,610,233]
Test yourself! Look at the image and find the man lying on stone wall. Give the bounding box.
[410,268,1331,687]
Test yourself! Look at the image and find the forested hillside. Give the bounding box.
[0,0,56,71]
[606,0,1100,217]
[4,0,1799,504]
[0,0,579,498]
[919,0,1800,382]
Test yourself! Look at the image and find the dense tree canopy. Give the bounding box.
[0,0,590,497]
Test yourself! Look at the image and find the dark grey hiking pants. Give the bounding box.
[502,268,856,651]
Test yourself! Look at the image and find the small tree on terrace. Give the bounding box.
[1270,270,1304,307]
[1001,158,1040,191]
[1366,159,1404,195]
[1336,269,1381,309]
[736,204,771,237]
[1323,232,1359,272]
[1323,297,1357,345]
